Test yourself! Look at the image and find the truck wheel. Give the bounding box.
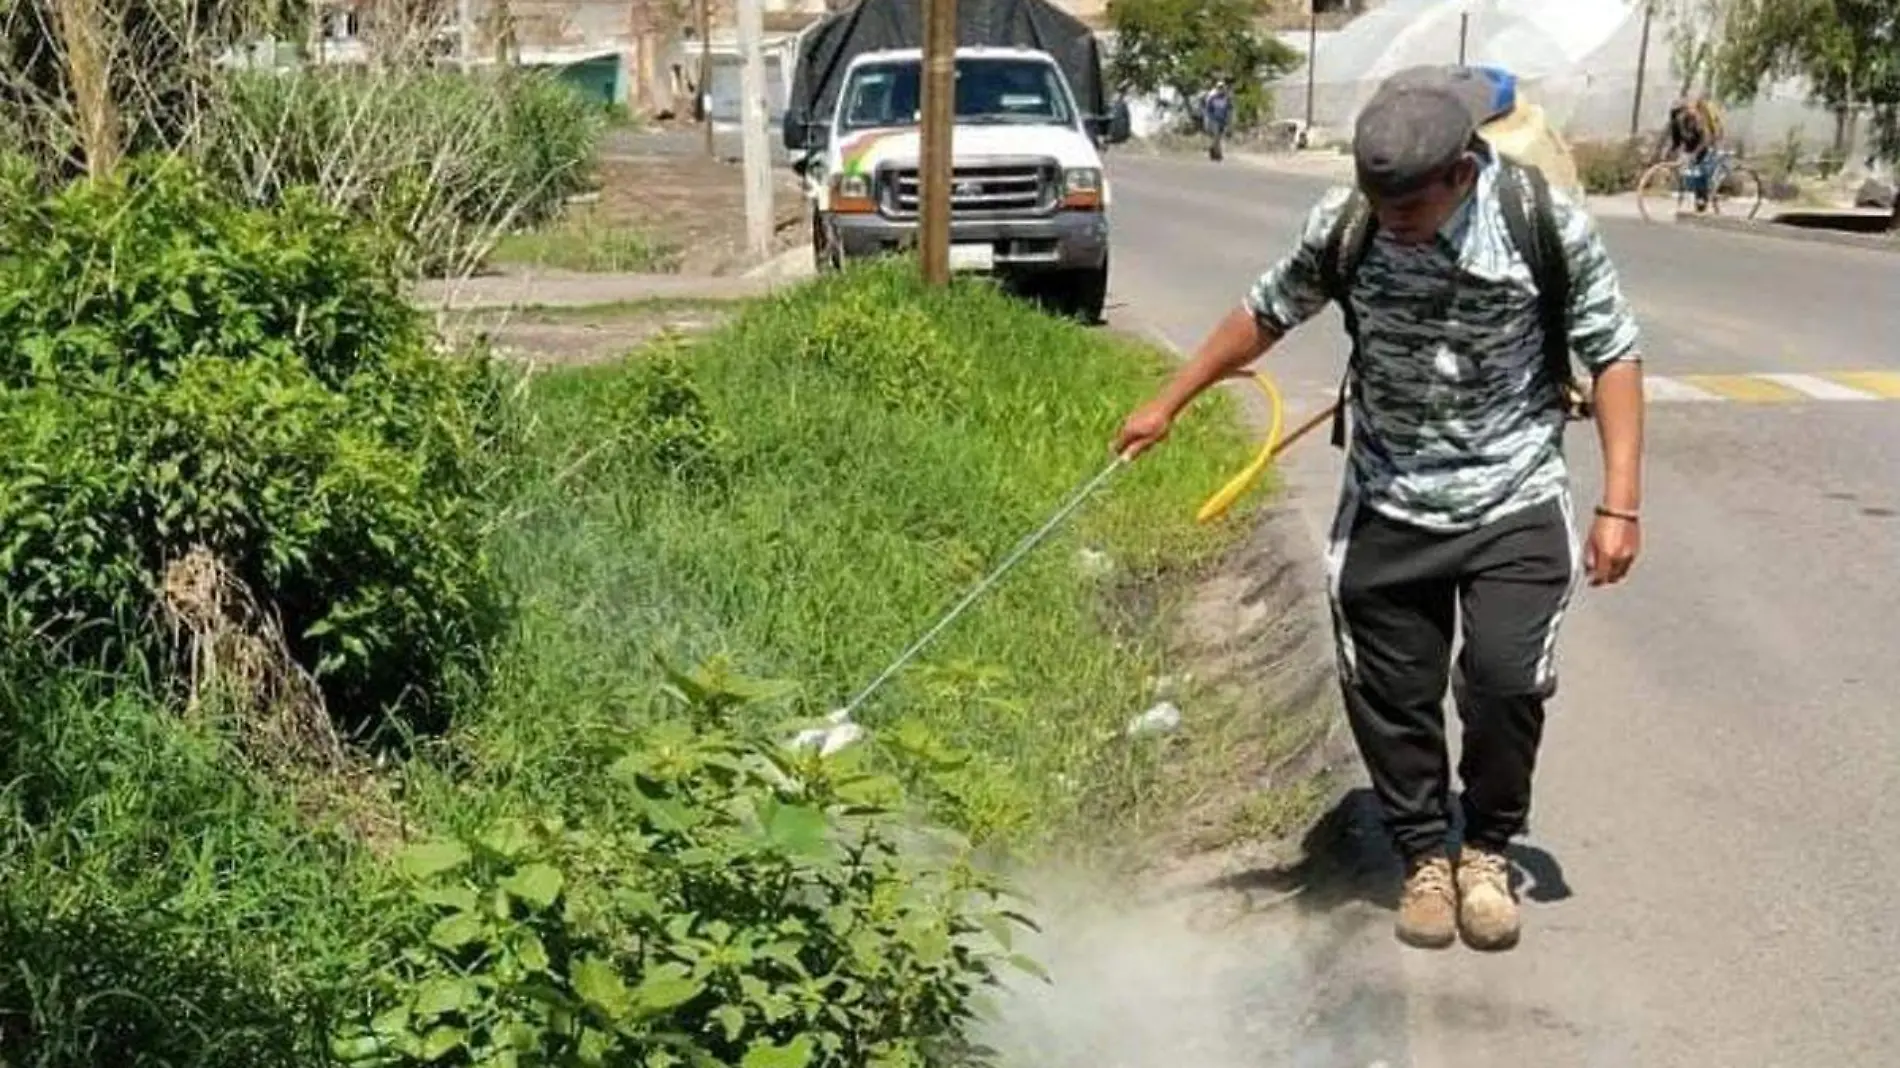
[813,215,843,273]
[1061,262,1109,325]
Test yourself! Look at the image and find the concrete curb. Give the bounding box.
[409,269,801,312]
[1674,211,1900,254]
[742,244,820,281]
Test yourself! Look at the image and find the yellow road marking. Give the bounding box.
[1822,371,1900,400]
[1675,374,1808,402]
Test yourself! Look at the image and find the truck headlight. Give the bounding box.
[1062,167,1104,208]
[831,172,876,213]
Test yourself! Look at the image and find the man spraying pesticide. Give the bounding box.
[1115,65,1647,952]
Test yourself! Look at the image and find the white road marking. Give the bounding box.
[1643,376,1724,402]
[1755,372,1882,401]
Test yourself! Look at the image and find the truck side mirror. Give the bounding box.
[781,111,832,154]
[1090,102,1132,146]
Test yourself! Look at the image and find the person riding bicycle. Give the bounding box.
[1667,93,1724,212]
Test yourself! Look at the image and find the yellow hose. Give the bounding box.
[1195,371,1285,524]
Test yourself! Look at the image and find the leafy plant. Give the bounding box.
[797,285,976,419]
[336,667,1038,1067]
[1573,137,1649,195]
[612,337,740,493]
[0,157,512,729]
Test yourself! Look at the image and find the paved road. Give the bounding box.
[1104,152,1900,1066]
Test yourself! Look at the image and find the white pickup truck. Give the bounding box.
[784,45,1131,321]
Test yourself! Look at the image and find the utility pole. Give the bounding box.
[1458,10,1470,65]
[919,0,957,285]
[457,0,472,70]
[1303,4,1317,138]
[738,0,774,260]
[698,0,715,157]
[1630,0,1654,139]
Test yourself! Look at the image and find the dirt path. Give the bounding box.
[592,123,809,276]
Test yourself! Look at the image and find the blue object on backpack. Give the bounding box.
[1467,66,1519,123]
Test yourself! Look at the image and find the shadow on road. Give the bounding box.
[1197,787,1577,913]
[1203,788,1405,912]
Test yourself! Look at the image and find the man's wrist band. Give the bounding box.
[1595,505,1640,523]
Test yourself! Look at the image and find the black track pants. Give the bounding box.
[1325,493,1581,860]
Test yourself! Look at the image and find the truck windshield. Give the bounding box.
[839,57,1074,130]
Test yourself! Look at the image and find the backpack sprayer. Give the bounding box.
[798,372,1341,753]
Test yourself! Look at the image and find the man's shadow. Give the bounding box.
[1206,788,1575,913]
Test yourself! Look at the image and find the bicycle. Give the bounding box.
[1636,146,1763,223]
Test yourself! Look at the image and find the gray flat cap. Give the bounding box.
[1381,64,1508,124]
[1353,68,1490,197]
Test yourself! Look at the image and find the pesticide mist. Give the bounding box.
[980,866,1405,1068]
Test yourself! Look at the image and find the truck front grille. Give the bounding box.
[878,159,1059,217]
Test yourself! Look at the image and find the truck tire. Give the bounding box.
[813,213,843,273]
[1060,261,1109,325]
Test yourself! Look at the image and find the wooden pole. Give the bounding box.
[738,0,774,260]
[1304,5,1317,136]
[920,0,957,285]
[1631,0,1654,139]
[457,0,472,69]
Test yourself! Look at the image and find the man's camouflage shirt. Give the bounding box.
[1245,150,1642,532]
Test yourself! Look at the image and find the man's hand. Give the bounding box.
[1585,513,1640,586]
[1114,401,1174,460]
[1110,306,1280,462]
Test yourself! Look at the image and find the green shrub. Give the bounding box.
[205,67,603,277]
[335,667,1031,1068]
[798,282,975,416]
[0,158,510,728]
[1573,137,1649,195]
[614,338,740,492]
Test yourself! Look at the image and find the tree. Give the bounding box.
[1108,0,1302,133]
[0,0,291,177]
[1716,0,1898,228]
[1663,0,1731,98]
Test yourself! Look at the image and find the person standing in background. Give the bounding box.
[1202,78,1234,162]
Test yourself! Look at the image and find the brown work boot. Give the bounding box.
[1395,853,1457,949]
[1456,845,1521,951]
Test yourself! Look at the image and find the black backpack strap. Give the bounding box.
[1496,161,1584,418]
[1321,192,1376,449]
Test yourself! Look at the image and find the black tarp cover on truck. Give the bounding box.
[785,0,1108,136]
